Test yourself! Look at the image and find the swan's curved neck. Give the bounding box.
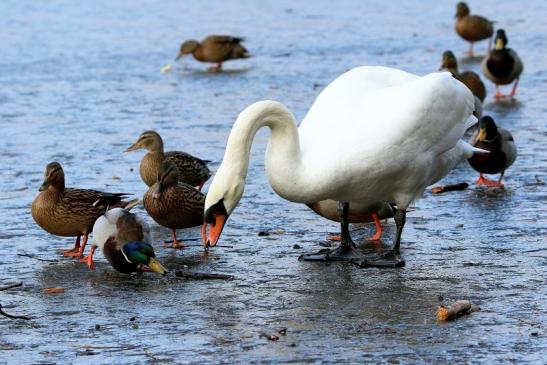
[222,101,314,203]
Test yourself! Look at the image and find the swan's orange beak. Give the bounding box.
[201,214,227,248]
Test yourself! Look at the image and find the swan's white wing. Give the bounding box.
[295,67,475,206]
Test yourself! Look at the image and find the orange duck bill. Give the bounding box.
[201,214,227,248]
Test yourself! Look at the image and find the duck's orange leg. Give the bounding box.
[197,180,206,191]
[326,233,342,241]
[164,229,187,249]
[60,235,82,257]
[494,85,505,99]
[465,42,475,57]
[79,245,97,270]
[367,213,383,241]
[476,173,504,187]
[510,78,520,97]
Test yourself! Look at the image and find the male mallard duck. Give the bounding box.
[143,161,205,249]
[468,116,516,187]
[31,162,133,258]
[174,35,250,71]
[481,29,523,99]
[454,2,494,56]
[306,201,395,241]
[440,50,486,102]
[125,130,211,190]
[202,66,486,267]
[83,207,167,275]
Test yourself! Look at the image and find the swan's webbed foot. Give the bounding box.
[355,250,405,268]
[298,243,365,262]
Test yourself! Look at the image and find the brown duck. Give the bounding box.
[31,162,133,258]
[143,161,205,249]
[455,2,494,56]
[125,130,211,190]
[481,29,523,99]
[175,35,250,71]
[440,50,487,102]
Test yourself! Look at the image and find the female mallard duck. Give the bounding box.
[82,207,167,275]
[125,130,211,190]
[306,201,395,241]
[174,35,250,71]
[454,2,494,56]
[481,29,523,99]
[202,66,486,267]
[440,50,486,102]
[143,161,205,249]
[468,116,516,187]
[31,162,133,258]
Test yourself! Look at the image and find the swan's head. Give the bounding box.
[202,166,245,247]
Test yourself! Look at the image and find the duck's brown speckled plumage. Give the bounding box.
[176,35,250,66]
[31,162,131,238]
[126,130,210,188]
[441,50,486,102]
[143,161,204,234]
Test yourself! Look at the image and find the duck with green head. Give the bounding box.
[468,116,516,187]
[85,206,167,275]
[31,162,133,258]
[481,29,523,99]
[174,35,250,71]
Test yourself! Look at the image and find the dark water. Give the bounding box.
[1,0,546,363]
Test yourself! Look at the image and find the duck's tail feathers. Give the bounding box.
[122,198,140,211]
[92,193,132,208]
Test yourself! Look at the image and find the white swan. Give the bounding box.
[202,66,485,266]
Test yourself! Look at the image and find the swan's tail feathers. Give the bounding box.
[465,115,478,131]
[460,140,489,159]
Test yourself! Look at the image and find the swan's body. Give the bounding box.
[203,66,484,264]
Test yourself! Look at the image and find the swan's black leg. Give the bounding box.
[393,208,406,252]
[299,203,405,268]
[359,209,406,268]
[299,202,363,262]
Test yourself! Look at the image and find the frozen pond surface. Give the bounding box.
[0,0,546,363]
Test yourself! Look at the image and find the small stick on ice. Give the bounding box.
[437,300,480,321]
[432,182,469,194]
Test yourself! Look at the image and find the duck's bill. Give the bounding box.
[146,258,168,276]
[38,180,49,191]
[124,143,141,152]
[174,53,183,61]
[477,128,487,142]
[201,214,227,248]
